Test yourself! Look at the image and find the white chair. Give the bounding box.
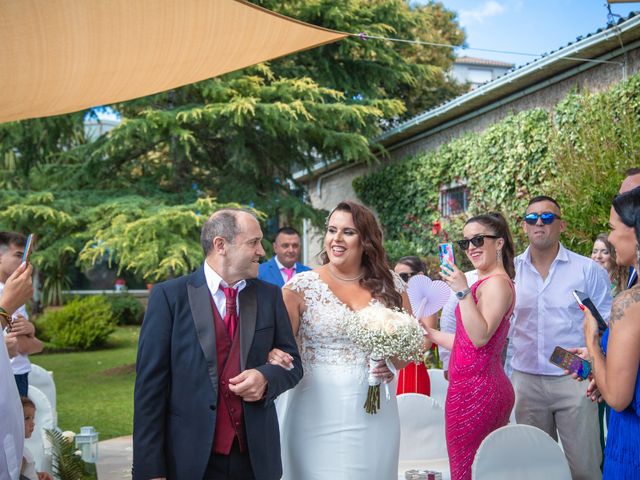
[24,385,55,474]
[29,363,57,425]
[471,425,571,480]
[427,368,448,408]
[397,393,448,461]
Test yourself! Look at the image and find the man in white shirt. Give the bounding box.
[0,262,34,480]
[0,232,43,397]
[510,196,612,480]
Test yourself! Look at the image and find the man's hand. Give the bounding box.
[267,348,294,370]
[564,347,591,381]
[5,332,19,358]
[1,262,33,315]
[228,369,268,402]
[10,315,35,336]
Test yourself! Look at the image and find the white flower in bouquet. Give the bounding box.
[343,304,425,413]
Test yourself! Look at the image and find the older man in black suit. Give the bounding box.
[133,208,302,480]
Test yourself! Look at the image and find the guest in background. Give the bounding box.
[394,256,436,396]
[580,187,640,479]
[426,212,516,480]
[438,269,478,380]
[592,233,628,296]
[258,227,310,287]
[510,195,611,480]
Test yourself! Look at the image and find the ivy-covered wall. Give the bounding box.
[354,73,640,263]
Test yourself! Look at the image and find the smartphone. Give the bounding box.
[549,346,592,379]
[21,234,34,264]
[438,243,455,268]
[573,290,608,333]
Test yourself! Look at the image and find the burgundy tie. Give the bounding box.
[281,267,295,282]
[220,286,238,339]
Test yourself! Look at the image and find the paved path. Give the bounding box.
[97,435,132,479]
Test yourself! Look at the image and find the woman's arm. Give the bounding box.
[425,326,455,351]
[282,287,304,336]
[584,289,640,412]
[457,276,512,348]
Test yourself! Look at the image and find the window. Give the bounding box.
[439,181,469,216]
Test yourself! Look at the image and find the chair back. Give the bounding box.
[397,393,448,461]
[29,363,57,424]
[24,385,55,473]
[471,425,571,480]
[427,368,448,408]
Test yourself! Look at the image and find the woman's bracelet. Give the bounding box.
[0,306,11,320]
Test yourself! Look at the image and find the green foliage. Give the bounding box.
[37,296,116,350]
[45,429,85,480]
[355,72,640,260]
[106,294,145,325]
[355,108,555,258]
[551,79,640,255]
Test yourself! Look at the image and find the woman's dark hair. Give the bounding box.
[594,233,628,295]
[396,256,426,274]
[321,201,402,309]
[612,186,640,244]
[464,212,516,279]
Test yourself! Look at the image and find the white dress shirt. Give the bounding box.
[203,261,246,318]
[438,270,478,371]
[510,243,612,376]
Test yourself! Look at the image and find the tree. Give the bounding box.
[0,1,465,289]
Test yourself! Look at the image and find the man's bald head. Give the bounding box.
[620,167,640,194]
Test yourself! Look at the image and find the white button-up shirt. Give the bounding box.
[274,257,296,284]
[203,261,246,318]
[510,243,612,376]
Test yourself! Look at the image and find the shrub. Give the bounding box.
[107,294,145,325]
[38,296,116,349]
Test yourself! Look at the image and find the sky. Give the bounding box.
[430,0,639,66]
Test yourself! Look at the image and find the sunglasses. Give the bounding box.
[456,235,499,251]
[398,272,416,282]
[524,212,561,225]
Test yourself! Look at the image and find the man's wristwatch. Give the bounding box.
[455,287,471,300]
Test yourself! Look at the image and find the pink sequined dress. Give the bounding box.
[445,275,515,480]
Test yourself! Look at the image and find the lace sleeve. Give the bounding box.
[390,270,406,294]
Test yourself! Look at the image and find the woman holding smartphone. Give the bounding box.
[425,212,516,480]
[580,188,640,479]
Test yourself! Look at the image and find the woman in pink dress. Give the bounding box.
[426,212,516,480]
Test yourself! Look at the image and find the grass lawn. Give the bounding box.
[32,326,139,440]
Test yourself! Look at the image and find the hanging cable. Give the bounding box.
[351,32,624,67]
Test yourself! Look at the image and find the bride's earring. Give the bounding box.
[496,249,503,265]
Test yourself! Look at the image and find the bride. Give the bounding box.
[273,201,411,479]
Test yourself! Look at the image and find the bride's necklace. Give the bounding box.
[327,265,364,282]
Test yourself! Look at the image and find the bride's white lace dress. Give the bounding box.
[279,271,402,480]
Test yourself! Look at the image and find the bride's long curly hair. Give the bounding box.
[320,201,402,309]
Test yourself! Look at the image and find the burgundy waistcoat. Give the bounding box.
[210,297,246,454]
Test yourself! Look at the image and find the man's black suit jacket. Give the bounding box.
[133,267,302,480]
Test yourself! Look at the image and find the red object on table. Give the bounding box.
[396,361,430,396]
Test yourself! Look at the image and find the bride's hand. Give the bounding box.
[371,360,394,383]
[267,348,294,370]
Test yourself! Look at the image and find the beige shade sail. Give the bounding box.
[0,0,346,123]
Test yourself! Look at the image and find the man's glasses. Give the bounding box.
[524,212,561,225]
[398,272,416,282]
[456,235,499,251]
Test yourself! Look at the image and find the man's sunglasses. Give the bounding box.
[398,272,416,282]
[524,212,561,225]
[456,235,499,251]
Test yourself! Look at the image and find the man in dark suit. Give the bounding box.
[133,209,302,480]
[258,227,310,287]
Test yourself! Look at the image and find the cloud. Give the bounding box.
[459,1,506,25]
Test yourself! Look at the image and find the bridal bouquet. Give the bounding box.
[343,304,425,414]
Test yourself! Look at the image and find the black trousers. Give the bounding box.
[203,440,255,480]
